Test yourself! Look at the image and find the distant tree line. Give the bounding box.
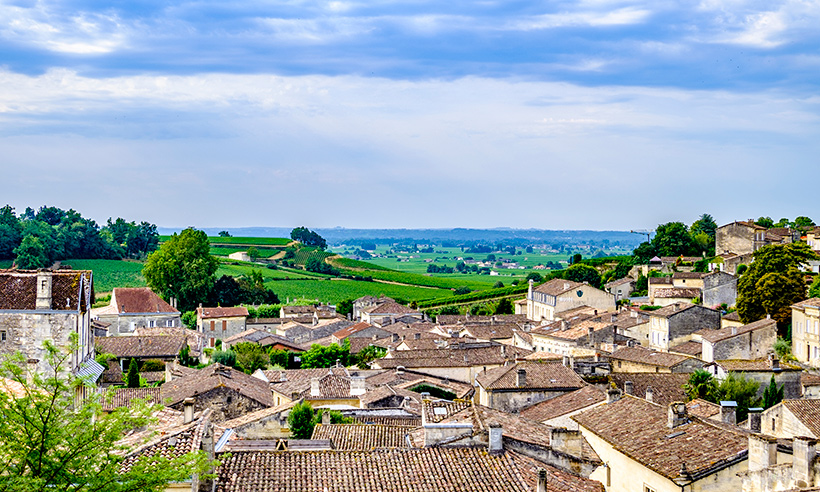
[0,205,158,269]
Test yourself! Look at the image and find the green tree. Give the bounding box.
[683,369,717,401]
[212,350,237,368]
[126,358,141,388]
[181,310,197,329]
[525,272,543,283]
[0,339,211,491]
[300,342,350,369]
[353,345,387,369]
[493,281,504,289]
[454,286,471,296]
[494,298,513,315]
[714,372,761,422]
[690,213,718,241]
[336,298,354,318]
[178,344,196,367]
[736,243,817,331]
[632,241,657,264]
[290,227,327,250]
[142,228,218,312]
[563,263,602,289]
[233,342,269,374]
[755,217,775,228]
[809,276,820,299]
[218,230,231,237]
[761,375,784,409]
[794,216,815,229]
[652,222,696,257]
[13,235,50,269]
[288,401,316,439]
[247,247,260,260]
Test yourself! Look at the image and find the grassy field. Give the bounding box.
[63,259,146,294]
[216,262,323,280]
[160,236,292,246]
[262,278,451,304]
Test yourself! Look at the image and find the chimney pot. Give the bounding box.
[310,377,320,397]
[720,401,737,426]
[516,369,526,387]
[748,407,763,433]
[607,388,621,404]
[488,423,503,454]
[646,386,654,403]
[537,468,547,492]
[667,401,687,428]
[794,437,818,485]
[183,397,195,424]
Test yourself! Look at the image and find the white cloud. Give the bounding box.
[505,7,651,31]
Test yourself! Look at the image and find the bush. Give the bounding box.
[526,272,543,283]
[453,286,471,296]
[288,401,316,439]
[212,349,237,367]
[181,311,197,329]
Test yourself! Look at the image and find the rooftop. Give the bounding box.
[475,361,585,391]
[609,373,691,406]
[698,318,776,343]
[533,279,585,296]
[161,363,273,407]
[608,346,692,368]
[520,385,605,422]
[0,269,92,311]
[197,306,249,319]
[111,287,179,314]
[96,335,186,359]
[311,424,416,450]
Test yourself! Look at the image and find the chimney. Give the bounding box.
[607,388,621,404]
[414,332,421,340]
[611,313,617,322]
[392,333,400,343]
[420,392,431,400]
[321,410,331,425]
[748,407,763,433]
[560,320,568,331]
[516,369,527,387]
[372,334,378,341]
[501,345,506,357]
[562,356,569,367]
[183,397,195,424]
[667,402,687,428]
[748,434,778,472]
[396,366,405,376]
[528,279,533,299]
[291,391,300,400]
[794,437,817,486]
[769,354,780,371]
[310,377,320,397]
[488,423,503,454]
[673,304,678,312]
[350,376,366,396]
[537,468,547,492]
[624,381,634,396]
[646,386,654,403]
[720,401,737,425]
[731,326,737,335]
[35,271,53,310]
[588,327,595,348]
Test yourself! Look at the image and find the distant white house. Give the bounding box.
[228,251,250,262]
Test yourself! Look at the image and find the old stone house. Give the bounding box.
[759,399,820,439]
[520,385,606,430]
[0,269,95,376]
[604,277,635,301]
[716,220,780,256]
[647,303,721,351]
[526,279,615,323]
[474,360,585,413]
[702,271,738,308]
[706,357,802,399]
[609,346,704,373]
[697,318,777,363]
[92,287,180,335]
[196,306,248,348]
[791,298,820,367]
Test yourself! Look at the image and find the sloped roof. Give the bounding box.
[0,269,92,311]
[609,373,690,406]
[363,301,419,315]
[102,387,162,411]
[698,318,776,343]
[311,424,416,450]
[161,363,273,407]
[533,279,584,296]
[608,346,692,368]
[197,306,249,319]
[96,335,186,358]
[686,399,721,420]
[211,448,531,492]
[649,303,712,318]
[475,361,584,391]
[668,340,703,357]
[653,288,701,299]
[376,345,531,369]
[120,416,206,474]
[509,451,605,492]
[112,287,179,314]
[572,396,748,481]
[782,399,820,437]
[520,386,605,422]
[793,298,820,310]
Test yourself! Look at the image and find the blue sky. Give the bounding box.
[0,0,818,230]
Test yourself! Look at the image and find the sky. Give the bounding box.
[1,0,819,231]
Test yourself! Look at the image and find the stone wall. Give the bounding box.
[172,386,268,423]
[200,316,246,342]
[717,223,756,256]
[703,272,738,308]
[98,313,180,335]
[0,311,87,374]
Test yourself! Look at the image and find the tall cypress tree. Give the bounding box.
[126,359,140,388]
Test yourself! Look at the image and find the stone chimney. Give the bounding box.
[748,407,763,433]
[748,434,778,472]
[549,428,585,456]
[720,401,737,425]
[731,326,737,335]
[321,410,331,425]
[392,333,400,343]
[516,369,526,388]
[310,377,321,397]
[611,313,617,322]
[646,386,654,403]
[183,397,196,424]
[350,376,366,396]
[528,279,533,299]
[396,366,405,376]
[35,271,53,310]
[769,354,780,371]
[588,327,595,348]
[606,388,621,404]
[414,332,421,340]
[794,436,817,487]
[488,423,503,454]
[536,468,547,492]
[624,381,634,396]
[562,356,569,367]
[667,402,687,428]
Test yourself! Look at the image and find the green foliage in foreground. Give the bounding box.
[683,370,761,421]
[0,338,212,491]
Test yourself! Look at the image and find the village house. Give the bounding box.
[520,385,607,430]
[609,345,704,373]
[352,295,393,320]
[331,321,392,345]
[359,300,423,326]
[791,298,820,366]
[705,356,803,399]
[802,373,820,399]
[216,400,298,440]
[280,303,336,320]
[0,269,95,376]
[95,334,187,372]
[525,279,616,323]
[759,398,820,439]
[364,365,474,400]
[530,317,617,357]
[604,277,635,301]
[474,360,585,413]
[702,270,738,308]
[92,287,180,335]
[573,396,749,492]
[716,220,784,256]
[195,305,248,348]
[646,303,721,351]
[696,317,777,363]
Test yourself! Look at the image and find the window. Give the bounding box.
[0,330,6,342]
[166,319,174,327]
[222,320,227,331]
[210,337,215,347]
[210,321,215,331]
[149,320,155,328]
[644,485,656,492]
[772,418,776,432]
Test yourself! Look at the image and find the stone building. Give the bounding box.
[91,287,180,335]
[526,279,616,323]
[0,269,94,375]
[698,318,777,363]
[647,303,721,351]
[702,270,738,308]
[196,306,248,348]
[604,277,635,301]
[791,298,820,367]
[474,360,585,413]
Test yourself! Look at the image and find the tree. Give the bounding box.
[493,281,504,289]
[178,344,196,367]
[631,241,657,264]
[13,235,49,269]
[761,375,784,410]
[181,310,197,329]
[690,214,717,241]
[494,298,513,315]
[142,228,218,312]
[212,350,237,368]
[714,372,761,422]
[218,230,231,237]
[288,401,316,439]
[755,217,775,228]
[684,369,717,401]
[233,342,269,374]
[290,227,327,250]
[300,342,350,369]
[652,222,696,257]
[353,345,387,369]
[209,275,244,307]
[794,216,816,229]
[247,247,261,260]
[526,272,543,283]
[336,298,354,318]
[127,358,141,388]
[809,276,820,299]
[454,286,471,296]
[736,243,817,331]
[563,264,602,289]
[0,339,211,491]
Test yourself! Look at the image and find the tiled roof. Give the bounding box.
[358,384,422,410]
[648,277,673,285]
[365,369,474,399]
[197,306,249,319]
[698,318,776,343]
[520,386,605,422]
[211,448,531,492]
[609,373,690,406]
[161,363,273,407]
[653,288,701,299]
[673,272,707,280]
[572,396,748,481]
[363,301,419,315]
[722,311,741,321]
[782,399,820,437]
[422,400,472,423]
[311,424,416,450]
[605,277,635,288]
[608,346,691,368]
[0,377,27,397]
[332,321,374,340]
[0,269,91,311]
[532,319,612,341]
[436,314,529,325]
[649,302,704,318]
[96,335,186,358]
[120,417,206,474]
[101,387,161,411]
[714,358,800,372]
[302,373,353,399]
[686,399,721,420]
[267,368,351,398]
[475,361,584,391]
[668,340,703,357]
[802,373,820,386]
[135,327,206,355]
[112,287,178,314]
[376,345,531,370]
[349,415,422,426]
[219,400,297,429]
[509,451,605,492]
[533,279,584,296]
[793,298,820,310]
[459,323,516,340]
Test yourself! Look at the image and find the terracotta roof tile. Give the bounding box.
[101,387,161,411]
[533,279,584,296]
[793,298,820,310]
[112,287,178,314]
[668,340,703,357]
[161,363,273,407]
[782,399,820,437]
[0,269,91,311]
[475,361,585,391]
[608,346,691,368]
[698,318,776,343]
[609,373,690,406]
[520,386,606,422]
[197,306,248,318]
[649,303,704,318]
[363,301,419,315]
[96,335,186,358]
[686,399,721,419]
[311,424,416,450]
[509,451,605,492]
[714,358,800,372]
[572,396,748,480]
[422,400,472,423]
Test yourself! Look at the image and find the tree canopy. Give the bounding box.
[562,263,602,289]
[290,227,327,250]
[0,339,211,491]
[142,228,218,312]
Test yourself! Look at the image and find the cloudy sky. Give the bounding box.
[1,0,818,231]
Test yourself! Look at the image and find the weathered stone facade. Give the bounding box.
[169,385,268,423]
[702,271,738,308]
[648,304,721,351]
